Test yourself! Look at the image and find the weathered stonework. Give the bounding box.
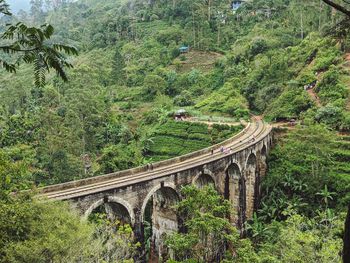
[40,121,273,261]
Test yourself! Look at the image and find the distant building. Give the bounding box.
[179,46,190,53]
[231,0,243,11]
[231,0,252,13]
[174,109,188,120]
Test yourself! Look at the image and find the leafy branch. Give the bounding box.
[0,0,78,87]
[322,0,350,17]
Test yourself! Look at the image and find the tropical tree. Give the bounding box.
[89,213,140,263]
[317,185,336,209]
[166,185,237,262]
[245,213,271,245]
[0,0,77,87]
[344,204,350,263]
[110,46,126,85]
[322,0,350,17]
[0,150,98,262]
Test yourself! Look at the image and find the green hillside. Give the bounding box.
[1,0,350,262]
[146,121,243,161]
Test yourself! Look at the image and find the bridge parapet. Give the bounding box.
[38,120,273,261]
[39,123,251,194]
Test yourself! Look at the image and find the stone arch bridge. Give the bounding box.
[39,120,272,260]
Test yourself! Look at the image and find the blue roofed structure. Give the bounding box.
[232,0,244,11]
[179,46,190,53]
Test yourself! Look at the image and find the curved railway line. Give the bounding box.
[39,119,271,201]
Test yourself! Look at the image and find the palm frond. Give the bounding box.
[0,58,16,73]
[0,21,78,87]
[0,0,11,15]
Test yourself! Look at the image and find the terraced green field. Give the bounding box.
[146,121,243,162]
[329,134,350,206]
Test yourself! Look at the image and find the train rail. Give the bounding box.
[39,120,271,200]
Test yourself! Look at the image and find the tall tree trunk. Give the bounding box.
[344,204,350,263]
[300,12,304,39]
[319,0,323,32]
[192,9,196,47]
[322,0,350,18]
[217,24,221,46]
[208,0,211,22]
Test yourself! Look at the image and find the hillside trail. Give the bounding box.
[307,53,350,110]
[181,114,262,128]
[307,87,321,107]
[184,117,243,127]
[304,59,323,107]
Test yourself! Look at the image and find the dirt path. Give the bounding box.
[182,117,243,127]
[304,58,323,107]
[345,53,350,63]
[310,69,326,107]
[307,88,321,107]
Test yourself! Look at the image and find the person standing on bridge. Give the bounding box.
[211,149,214,155]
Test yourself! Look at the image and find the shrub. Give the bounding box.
[249,37,268,57]
[179,55,186,61]
[341,112,350,131]
[187,69,202,84]
[297,71,317,86]
[315,104,343,129]
[150,14,159,21]
[313,47,340,72]
[266,87,313,120]
[174,90,194,106]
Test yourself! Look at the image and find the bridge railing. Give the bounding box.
[40,122,252,194]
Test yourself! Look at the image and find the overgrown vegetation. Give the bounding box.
[1,0,350,261]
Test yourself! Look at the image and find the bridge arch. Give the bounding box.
[260,144,268,169]
[141,183,180,261]
[141,183,180,221]
[245,153,258,221]
[224,162,245,229]
[261,144,267,157]
[224,160,243,179]
[192,169,216,189]
[254,144,268,211]
[84,196,135,225]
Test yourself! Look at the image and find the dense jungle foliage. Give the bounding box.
[0,0,350,262]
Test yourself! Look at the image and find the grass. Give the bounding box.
[146,120,243,162]
[169,50,223,73]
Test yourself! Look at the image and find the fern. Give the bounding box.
[0,18,78,87]
[0,0,11,16]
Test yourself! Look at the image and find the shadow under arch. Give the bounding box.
[261,144,267,158]
[192,169,216,189]
[84,196,134,225]
[224,162,241,200]
[141,183,180,261]
[140,183,180,222]
[246,152,257,168]
[255,144,267,210]
[224,162,246,232]
[244,152,258,228]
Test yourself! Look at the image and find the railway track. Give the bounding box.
[39,120,271,200]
